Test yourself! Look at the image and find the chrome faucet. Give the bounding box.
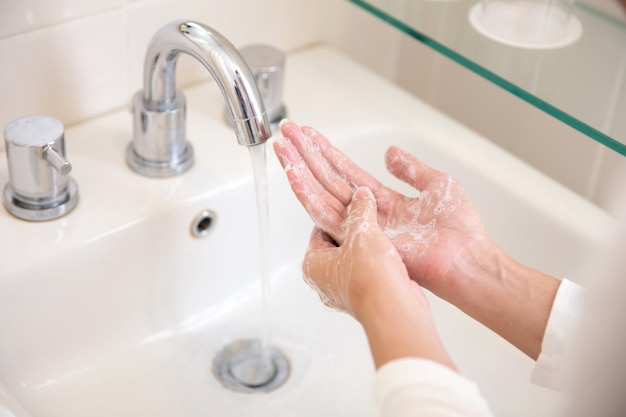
[3,115,79,221]
[127,20,272,177]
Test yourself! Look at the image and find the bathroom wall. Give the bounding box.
[324,1,626,214]
[1,0,624,212]
[0,0,328,149]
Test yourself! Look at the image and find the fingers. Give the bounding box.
[302,227,340,307]
[385,146,446,191]
[304,187,378,271]
[303,191,376,315]
[345,186,379,235]
[306,226,338,251]
[273,137,346,241]
[281,121,354,206]
[301,126,384,193]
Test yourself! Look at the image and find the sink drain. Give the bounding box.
[213,339,289,393]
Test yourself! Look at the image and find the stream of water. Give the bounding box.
[248,142,274,373]
[214,142,283,390]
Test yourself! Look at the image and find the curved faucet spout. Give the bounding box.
[143,21,270,143]
[127,20,271,177]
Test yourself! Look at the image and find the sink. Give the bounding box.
[0,45,615,417]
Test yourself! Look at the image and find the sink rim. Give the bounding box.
[0,44,616,417]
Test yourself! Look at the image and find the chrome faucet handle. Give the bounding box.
[43,145,72,175]
[2,115,79,221]
[240,44,287,124]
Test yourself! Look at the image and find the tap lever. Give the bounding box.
[43,145,72,175]
[240,44,287,124]
[2,115,79,221]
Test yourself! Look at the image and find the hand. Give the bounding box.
[273,120,494,301]
[274,120,560,359]
[303,186,455,370]
[302,186,417,316]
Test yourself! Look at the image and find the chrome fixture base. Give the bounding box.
[3,178,79,222]
[125,142,194,178]
[127,91,193,177]
[3,115,79,221]
[213,339,290,393]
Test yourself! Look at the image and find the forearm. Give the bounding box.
[355,282,457,370]
[444,243,560,360]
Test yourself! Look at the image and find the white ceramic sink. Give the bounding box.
[0,45,615,417]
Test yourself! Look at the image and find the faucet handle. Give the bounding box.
[240,44,287,124]
[43,145,72,175]
[3,115,79,221]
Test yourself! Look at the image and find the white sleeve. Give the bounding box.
[531,278,586,390]
[373,358,494,417]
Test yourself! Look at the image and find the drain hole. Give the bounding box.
[213,339,290,393]
[191,210,216,238]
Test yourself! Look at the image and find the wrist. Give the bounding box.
[353,278,457,370]
[447,241,560,359]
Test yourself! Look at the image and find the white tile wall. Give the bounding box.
[0,0,126,38]
[319,0,405,81]
[0,10,127,133]
[124,0,325,97]
[1,0,624,210]
[390,31,626,211]
[0,0,328,150]
[322,1,626,211]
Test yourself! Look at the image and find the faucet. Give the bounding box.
[126,20,272,177]
[3,115,79,221]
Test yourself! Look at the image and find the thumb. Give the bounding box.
[385,146,439,192]
[345,187,379,234]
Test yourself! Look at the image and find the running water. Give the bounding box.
[248,142,275,376]
[213,142,290,391]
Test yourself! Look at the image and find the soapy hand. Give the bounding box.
[302,186,419,316]
[304,186,457,370]
[275,120,561,362]
[273,120,496,299]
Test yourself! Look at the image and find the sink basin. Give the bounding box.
[0,45,614,417]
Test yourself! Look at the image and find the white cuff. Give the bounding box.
[374,358,493,417]
[531,278,586,390]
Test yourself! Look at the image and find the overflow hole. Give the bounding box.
[191,210,216,238]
